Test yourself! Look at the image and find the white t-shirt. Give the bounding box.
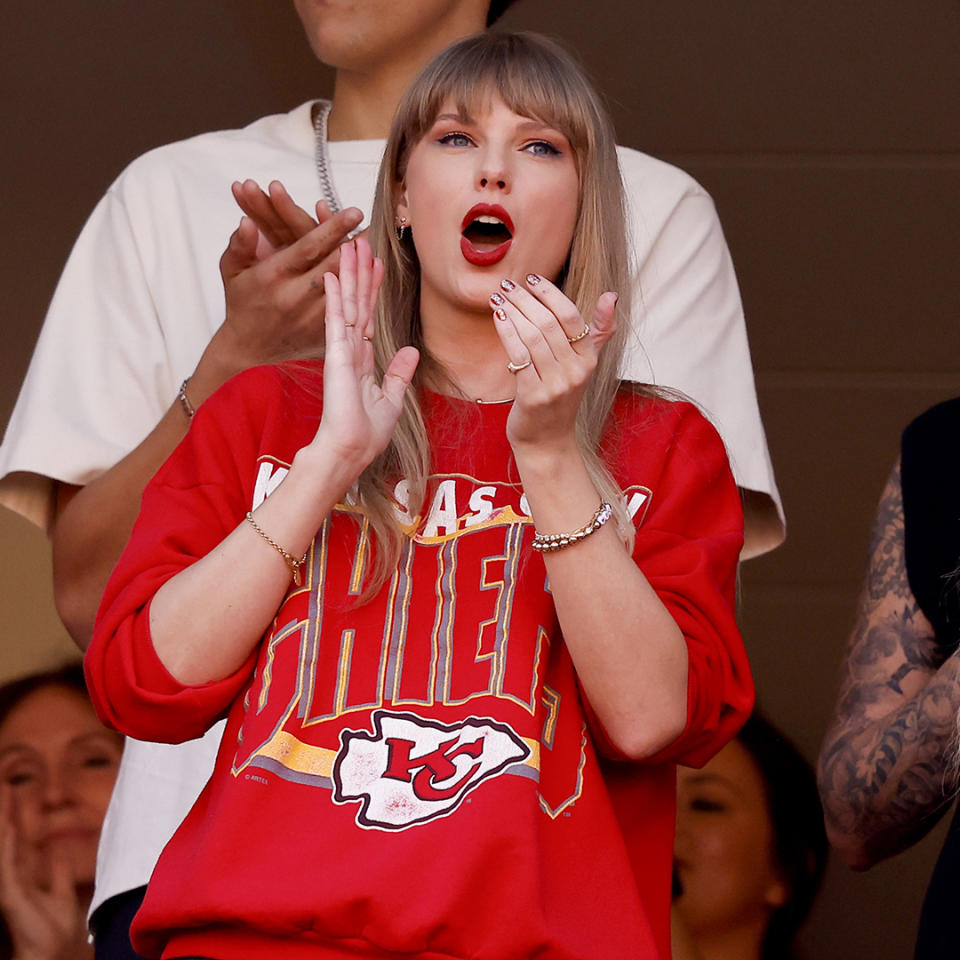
[0,101,782,914]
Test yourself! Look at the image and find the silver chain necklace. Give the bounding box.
[312,99,343,214]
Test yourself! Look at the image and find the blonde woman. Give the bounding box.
[86,32,751,960]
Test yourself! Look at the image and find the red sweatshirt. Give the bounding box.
[86,364,751,960]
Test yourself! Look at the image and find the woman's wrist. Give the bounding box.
[509,435,580,480]
[512,449,608,545]
[286,443,363,508]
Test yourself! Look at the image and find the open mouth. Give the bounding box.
[463,215,512,249]
[461,204,514,267]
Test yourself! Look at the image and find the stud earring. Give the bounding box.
[395,216,409,241]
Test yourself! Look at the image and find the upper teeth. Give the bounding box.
[475,215,505,225]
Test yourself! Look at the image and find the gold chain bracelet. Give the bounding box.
[245,512,308,586]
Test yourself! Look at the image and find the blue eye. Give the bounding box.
[439,132,473,148]
[526,140,561,157]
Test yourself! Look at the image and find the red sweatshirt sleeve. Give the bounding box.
[84,366,286,743]
[587,397,752,766]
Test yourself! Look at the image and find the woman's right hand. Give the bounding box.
[309,237,419,478]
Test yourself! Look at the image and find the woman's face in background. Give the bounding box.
[0,684,122,888]
[674,738,787,945]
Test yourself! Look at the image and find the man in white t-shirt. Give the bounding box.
[0,1,782,956]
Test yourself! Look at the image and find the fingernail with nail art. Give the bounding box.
[490,293,505,306]
[525,274,541,286]
[493,308,508,322]
[499,278,516,292]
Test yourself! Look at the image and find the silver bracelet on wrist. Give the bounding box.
[531,501,613,553]
[177,378,196,421]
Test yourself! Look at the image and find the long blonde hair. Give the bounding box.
[356,31,644,594]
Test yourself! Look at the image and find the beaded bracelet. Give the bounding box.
[177,378,196,421]
[245,512,308,585]
[531,501,612,553]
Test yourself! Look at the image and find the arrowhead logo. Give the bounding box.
[332,710,530,830]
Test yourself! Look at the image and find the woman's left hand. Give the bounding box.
[490,274,618,452]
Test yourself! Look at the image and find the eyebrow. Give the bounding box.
[71,732,120,748]
[681,772,743,795]
[0,732,118,762]
[432,113,565,137]
[515,119,565,135]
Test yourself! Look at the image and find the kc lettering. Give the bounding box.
[383,736,485,801]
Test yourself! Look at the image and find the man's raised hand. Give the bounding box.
[189,179,363,406]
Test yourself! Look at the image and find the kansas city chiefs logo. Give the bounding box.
[332,710,530,830]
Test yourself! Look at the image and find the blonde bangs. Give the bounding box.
[392,33,603,183]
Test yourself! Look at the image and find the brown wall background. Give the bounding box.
[1,1,958,955]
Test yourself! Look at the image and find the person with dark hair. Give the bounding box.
[818,397,960,959]
[486,0,519,23]
[672,713,827,960]
[0,1,778,955]
[0,665,123,960]
[85,31,752,959]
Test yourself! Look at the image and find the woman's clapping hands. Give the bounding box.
[490,274,618,453]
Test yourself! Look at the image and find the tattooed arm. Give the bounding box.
[818,460,960,869]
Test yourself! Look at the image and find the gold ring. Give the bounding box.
[362,335,372,342]
[507,359,532,374]
[566,323,590,344]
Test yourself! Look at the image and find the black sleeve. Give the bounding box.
[901,397,960,654]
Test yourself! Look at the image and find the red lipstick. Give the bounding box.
[460,203,514,267]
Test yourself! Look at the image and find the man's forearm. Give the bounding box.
[51,402,192,649]
[819,651,960,868]
[818,460,960,868]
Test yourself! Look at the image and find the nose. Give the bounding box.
[479,173,507,190]
[41,769,74,811]
[476,145,510,193]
